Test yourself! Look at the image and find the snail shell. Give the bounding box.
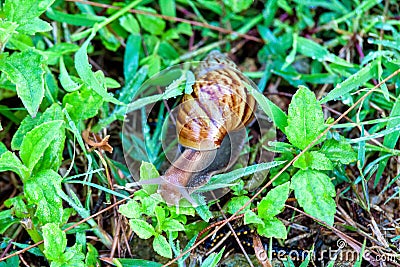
[159,51,257,206]
[176,51,256,150]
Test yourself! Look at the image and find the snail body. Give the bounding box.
[157,51,257,206]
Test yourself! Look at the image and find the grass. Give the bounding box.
[0,0,400,266]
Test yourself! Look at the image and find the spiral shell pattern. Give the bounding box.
[176,51,256,150]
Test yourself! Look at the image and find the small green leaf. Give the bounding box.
[124,34,141,82]
[225,196,250,214]
[119,200,141,219]
[43,223,67,261]
[293,151,333,170]
[257,217,287,239]
[25,170,64,224]
[0,49,45,117]
[285,86,326,150]
[59,57,81,92]
[4,196,28,218]
[20,120,64,172]
[136,7,166,35]
[258,182,290,219]
[201,247,225,267]
[290,170,336,226]
[223,0,253,12]
[0,210,19,234]
[153,234,172,258]
[129,219,155,239]
[75,34,122,105]
[0,151,29,180]
[162,218,185,232]
[0,20,18,51]
[155,206,165,226]
[159,0,176,17]
[120,14,140,34]
[85,243,100,267]
[320,139,357,164]
[140,162,160,195]
[244,210,264,226]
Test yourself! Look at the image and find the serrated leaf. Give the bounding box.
[129,219,155,239]
[258,182,290,219]
[25,170,63,224]
[225,196,250,214]
[136,7,166,35]
[320,139,357,164]
[290,170,336,226]
[0,151,29,180]
[20,120,64,172]
[140,161,160,195]
[257,217,287,239]
[153,234,172,258]
[285,86,326,150]
[62,87,103,125]
[12,103,63,150]
[0,49,45,117]
[293,151,333,170]
[43,223,67,261]
[75,34,122,105]
[118,200,141,219]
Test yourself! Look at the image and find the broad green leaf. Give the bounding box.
[154,206,165,226]
[4,195,28,218]
[46,8,105,27]
[153,234,172,258]
[119,14,140,34]
[12,104,63,150]
[258,182,290,219]
[159,0,176,17]
[290,170,336,226]
[62,243,85,267]
[320,61,378,103]
[25,170,63,224]
[0,151,29,180]
[136,7,166,35]
[320,139,357,164]
[162,219,185,232]
[257,217,287,239]
[75,34,122,105]
[0,50,45,117]
[129,219,155,239]
[223,0,253,12]
[285,86,326,150]
[62,87,103,125]
[43,223,67,261]
[293,151,333,170]
[119,200,142,219]
[244,210,264,226]
[140,161,160,195]
[85,243,100,267]
[20,120,64,172]
[225,196,251,214]
[4,0,55,34]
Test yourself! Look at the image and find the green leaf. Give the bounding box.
[0,151,29,180]
[119,200,142,219]
[46,8,105,27]
[129,219,155,239]
[0,210,19,234]
[20,120,64,172]
[223,0,253,12]
[4,0,55,34]
[25,170,64,224]
[62,87,103,125]
[225,196,250,214]
[154,206,165,226]
[201,247,224,267]
[75,34,123,105]
[257,217,287,239]
[0,49,45,117]
[4,195,28,218]
[293,151,333,170]
[136,7,166,35]
[0,20,18,51]
[162,219,185,232]
[59,57,81,92]
[285,86,326,150]
[258,182,290,219]
[113,259,162,267]
[12,103,63,150]
[244,210,264,226]
[124,34,141,81]
[159,0,176,17]
[120,14,140,34]
[290,170,336,226]
[153,234,172,258]
[43,223,67,261]
[85,243,100,267]
[140,161,160,195]
[320,61,378,103]
[320,139,357,164]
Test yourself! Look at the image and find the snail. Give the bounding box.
[131,51,257,206]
